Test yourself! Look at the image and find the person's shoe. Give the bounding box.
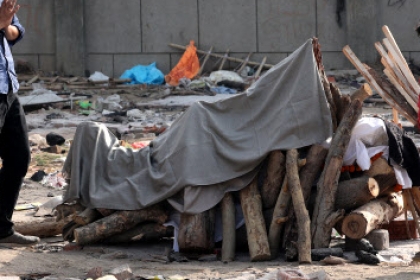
[0,232,40,246]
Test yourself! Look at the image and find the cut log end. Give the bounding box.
[342,213,368,240]
[368,178,380,197]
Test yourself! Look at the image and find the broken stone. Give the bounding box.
[86,267,103,280]
[108,264,133,280]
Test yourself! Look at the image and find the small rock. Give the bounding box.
[46,132,66,146]
[86,267,103,280]
[109,264,133,280]
[30,170,47,182]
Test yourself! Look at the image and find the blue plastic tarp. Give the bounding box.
[120,62,164,85]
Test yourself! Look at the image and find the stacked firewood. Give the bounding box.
[20,36,416,264]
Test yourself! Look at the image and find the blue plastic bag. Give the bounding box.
[120,62,164,85]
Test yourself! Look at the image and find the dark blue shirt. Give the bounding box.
[0,15,24,94]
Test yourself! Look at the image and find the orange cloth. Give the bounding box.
[165,40,200,86]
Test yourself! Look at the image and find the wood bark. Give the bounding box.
[282,145,328,260]
[286,149,311,264]
[340,193,404,240]
[311,84,371,248]
[268,176,291,258]
[240,176,271,261]
[330,83,351,125]
[261,150,286,209]
[73,208,102,226]
[365,157,398,196]
[74,205,167,245]
[366,66,418,125]
[55,202,85,222]
[312,38,338,131]
[102,223,173,244]
[178,208,215,254]
[13,216,72,237]
[221,192,236,262]
[335,176,379,211]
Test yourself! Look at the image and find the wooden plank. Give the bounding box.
[254,57,267,79]
[237,52,253,74]
[169,43,274,69]
[382,38,420,96]
[218,49,230,70]
[375,42,417,103]
[197,46,214,76]
[384,68,418,111]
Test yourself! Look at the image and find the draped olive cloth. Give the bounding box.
[63,39,332,214]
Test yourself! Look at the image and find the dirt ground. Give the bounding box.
[1,83,420,279]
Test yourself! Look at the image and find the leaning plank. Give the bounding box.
[330,83,351,125]
[178,208,216,254]
[335,176,379,211]
[74,205,167,246]
[311,84,371,248]
[382,27,420,95]
[343,45,417,125]
[221,192,236,262]
[340,193,404,240]
[261,150,286,209]
[218,49,230,70]
[286,149,311,264]
[383,68,418,110]
[375,42,417,103]
[365,66,418,125]
[14,216,72,237]
[197,46,214,76]
[240,176,271,261]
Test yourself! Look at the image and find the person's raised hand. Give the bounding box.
[0,0,19,30]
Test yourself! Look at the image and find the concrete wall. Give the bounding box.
[11,0,420,77]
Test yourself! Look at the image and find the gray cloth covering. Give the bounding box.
[62,39,333,214]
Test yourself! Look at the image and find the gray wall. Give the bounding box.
[11,0,420,77]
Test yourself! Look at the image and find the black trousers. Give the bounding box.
[0,92,30,238]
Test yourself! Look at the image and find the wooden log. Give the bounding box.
[313,38,338,131]
[55,202,85,222]
[330,83,351,125]
[261,150,286,209]
[74,205,167,245]
[13,216,72,237]
[340,192,404,240]
[282,145,328,260]
[102,223,173,244]
[311,248,344,261]
[286,149,311,264]
[311,85,371,248]
[350,83,373,103]
[403,189,420,238]
[178,208,216,254]
[73,208,102,226]
[240,176,271,261]
[221,192,236,262]
[96,208,116,217]
[365,157,398,196]
[335,176,379,211]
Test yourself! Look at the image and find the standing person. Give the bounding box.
[0,0,39,245]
